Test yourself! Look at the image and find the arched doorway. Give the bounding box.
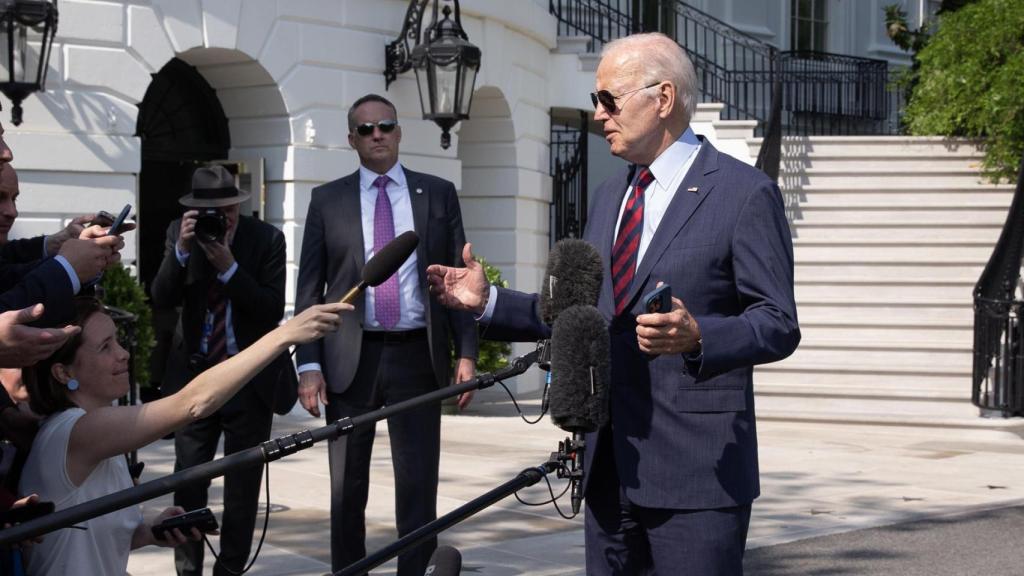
[136,57,230,292]
[135,57,230,392]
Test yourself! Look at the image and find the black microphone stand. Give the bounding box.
[335,456,565,576]
[0,350,540,546]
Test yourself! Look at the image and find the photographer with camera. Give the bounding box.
[150,165,296,576]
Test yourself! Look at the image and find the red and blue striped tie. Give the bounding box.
[612,167,654,315]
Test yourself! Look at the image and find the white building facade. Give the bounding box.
[3,0,926,393]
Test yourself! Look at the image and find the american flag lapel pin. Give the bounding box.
[687,186,699,193]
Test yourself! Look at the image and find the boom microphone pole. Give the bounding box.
[335,458,561,576]
[0,349,540,546]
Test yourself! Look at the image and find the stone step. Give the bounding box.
[797,304,972,327]
[754,408,1024,430]
[693,102,725,123]
[794,169,993,188]
[789,207,1006,226]
[798,325,973,346]
[713,119,758,140]
[753,366,969,389]
[779,156,986,171]
[755,379,968,401]
[795,264,982,284]
[775,346,971,373]
[794,283,973,303]
[791,226,1001,244]
[797,335,971,353]
[793,244,992,264]
[749,136,986,158]
[784,190,1012,208]
[554,35,592,54]
[753,403,990,426]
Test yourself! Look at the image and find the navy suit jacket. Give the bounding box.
[0,236,75,326]
[485,138,799,510]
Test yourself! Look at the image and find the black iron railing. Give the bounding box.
[549,0,634,52]
[550,111,589,243]
[549,0,905,136]
[973,154,1024,417]
[779,51,894,136]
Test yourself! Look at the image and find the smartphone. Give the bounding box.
[151,507,219,540]
[0,500,55,525]
[106,203,132,236]
[642,284,672,314]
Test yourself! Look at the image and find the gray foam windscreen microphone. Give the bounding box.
[423,545,462,575]
[540,239,603,325]
[548,304,610,433]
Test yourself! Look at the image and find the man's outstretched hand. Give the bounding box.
[426,243,489,315]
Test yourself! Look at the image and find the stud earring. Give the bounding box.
[66,378,80,391]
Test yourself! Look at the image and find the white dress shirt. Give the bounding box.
[479,128,702,321]
[358,162,426,331]
[613,126,701,267]
[297,163,426,375]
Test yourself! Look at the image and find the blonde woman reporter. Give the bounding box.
[19,297,349,575]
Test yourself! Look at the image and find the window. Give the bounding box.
[791,0,828,52]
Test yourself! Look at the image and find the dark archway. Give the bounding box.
[136,57,229,393]
[136,57,230,292]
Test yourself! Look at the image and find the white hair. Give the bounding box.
[601,33,698,124]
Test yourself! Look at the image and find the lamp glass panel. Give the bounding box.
[0,26,28,83]
[434,62,458,116]
[414,65,432,117]
[458,65,478,116]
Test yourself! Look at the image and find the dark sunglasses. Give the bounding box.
[354,120,398,137]
[590,82,662,114]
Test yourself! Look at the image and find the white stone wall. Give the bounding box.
[2,0,561,307]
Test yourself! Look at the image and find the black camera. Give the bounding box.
[194,208,227,244]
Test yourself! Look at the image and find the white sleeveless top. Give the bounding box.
[18,408,142,575]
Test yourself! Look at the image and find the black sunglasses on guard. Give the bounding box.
[590,82,662,114]
[355,120,398,137]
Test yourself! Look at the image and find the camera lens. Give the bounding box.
[194,209,227,243]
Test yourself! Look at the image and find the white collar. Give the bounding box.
[644,127,700,188]
[359,162,407,191]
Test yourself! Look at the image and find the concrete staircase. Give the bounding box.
[747,136,1022,430]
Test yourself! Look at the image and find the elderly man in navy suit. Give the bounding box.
[427,33,799,575]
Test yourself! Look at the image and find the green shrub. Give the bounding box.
[902,0,1024,182]
[475,257,512,373]
[99,264,156,388]
[450,256,511,374]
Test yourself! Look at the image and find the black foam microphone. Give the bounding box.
[540,238,603,325]
[423,545,462,575]
[340,230,419,304]
[548,304,610,514]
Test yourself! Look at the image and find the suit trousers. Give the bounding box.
[326,335,440,576]
[584,438,752,576]
[173,386,275,576]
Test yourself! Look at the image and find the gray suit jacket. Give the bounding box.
[294,167,478,394]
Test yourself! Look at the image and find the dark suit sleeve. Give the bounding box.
[223,225,286,325]
[295,189,327,368]
[0,236,45,264]
[442,182,479,360]
[691,180,800,378]
[0,258,75,326]
[0,261,42,293]
[150,220,186,308]
[481,287,551,342]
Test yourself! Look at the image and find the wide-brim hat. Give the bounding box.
[180,165,251,208]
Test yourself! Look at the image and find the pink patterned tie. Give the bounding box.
[373,175,400,329]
